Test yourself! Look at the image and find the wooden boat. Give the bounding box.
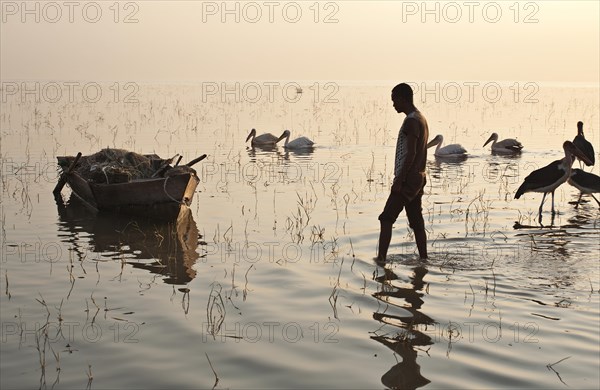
[54,151,206,221]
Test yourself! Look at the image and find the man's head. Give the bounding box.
[391,83,414,113]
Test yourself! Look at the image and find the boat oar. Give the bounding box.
[151,154,180,178]
[185,154,207,167]
[53,152,82,195]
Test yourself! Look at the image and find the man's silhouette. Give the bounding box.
[377,83,429,260]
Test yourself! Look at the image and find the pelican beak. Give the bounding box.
[483,135,494,147]
[275,132,286,143]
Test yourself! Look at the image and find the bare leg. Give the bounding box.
[377,221,393,261]
[551,191,556,215]
[414,228,428,259]
[575,192,583,209]
[591,193,600,207]
[404,192,427,259]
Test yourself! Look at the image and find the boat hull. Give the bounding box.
[61,169,199,221]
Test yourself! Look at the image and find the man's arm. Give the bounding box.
[391,118,419,193]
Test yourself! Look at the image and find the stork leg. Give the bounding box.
[551,191,556,215]
[538,192,547,223]
[575,192,583,209]
[591,193,600,207]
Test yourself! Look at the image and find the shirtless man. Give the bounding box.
[377,83,429,260]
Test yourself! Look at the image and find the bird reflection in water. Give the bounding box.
[55,194,200,285]
[246,144,316,160]
[244,144,317,187]
[427,157,472,195]
[246,144,280,157]
[371,264,433,390]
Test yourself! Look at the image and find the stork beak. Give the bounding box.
[483,135,494,147]
[570,142,593,166]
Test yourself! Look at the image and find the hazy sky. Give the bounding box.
[1,1,599,82]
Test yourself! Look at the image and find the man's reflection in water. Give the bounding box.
[371,265,433,389]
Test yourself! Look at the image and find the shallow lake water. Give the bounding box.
[1,83,599,389]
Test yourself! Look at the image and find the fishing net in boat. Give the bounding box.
[58,148,199,184]
[63,148,157,184]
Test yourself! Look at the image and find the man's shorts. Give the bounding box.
[378,175,426,230]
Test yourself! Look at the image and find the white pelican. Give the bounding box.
[568,168,600,208]
[276,130,314,149]
[483,132,523,154]
[514,141,593,221]
[245,128,279,146]
[426,134,467,157]
[572,121,595,167]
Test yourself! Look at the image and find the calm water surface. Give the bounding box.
[1,83,599,389]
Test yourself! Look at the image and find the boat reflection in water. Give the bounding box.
[371,264,433,390]
[56,194,200,284]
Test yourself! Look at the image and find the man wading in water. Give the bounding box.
[377,83,429,261]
